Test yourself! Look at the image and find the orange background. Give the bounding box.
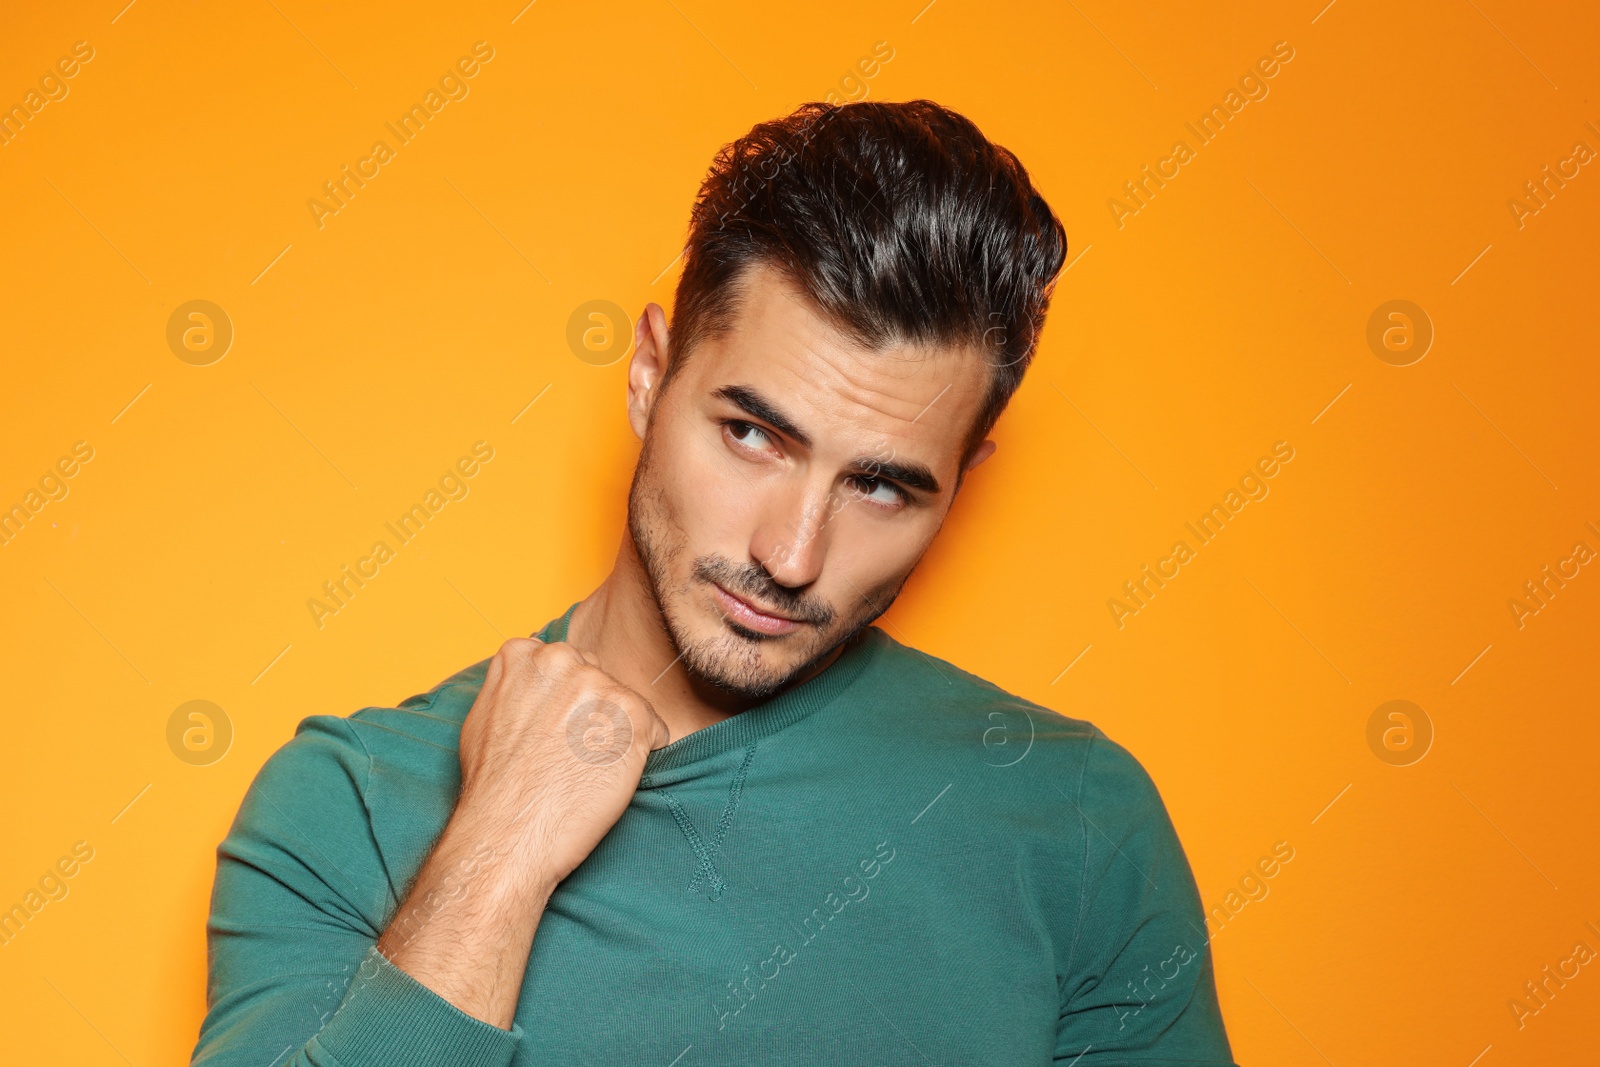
[2,1,1597,1063]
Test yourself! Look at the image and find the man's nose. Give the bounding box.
[750,482,832,587]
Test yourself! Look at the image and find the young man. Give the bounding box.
[192,100,1236,1066]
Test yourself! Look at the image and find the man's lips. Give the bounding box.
[711,582,804,635]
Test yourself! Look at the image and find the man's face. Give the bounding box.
[626,261,994,699]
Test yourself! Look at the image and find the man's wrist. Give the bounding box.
[435,803,565,906]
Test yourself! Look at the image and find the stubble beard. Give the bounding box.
[625,429,901,702]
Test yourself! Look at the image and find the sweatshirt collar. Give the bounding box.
[536,600,885,783]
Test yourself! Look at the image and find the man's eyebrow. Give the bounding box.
[849,456,941,496]
[712,384,813,449]
[711,383,943,497]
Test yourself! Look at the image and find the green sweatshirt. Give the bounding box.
[192,602,1237,1066]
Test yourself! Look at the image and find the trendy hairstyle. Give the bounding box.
[659,98,1068,475]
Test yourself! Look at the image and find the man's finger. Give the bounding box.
[648,711,673,751]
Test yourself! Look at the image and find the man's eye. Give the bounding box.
[851,475,908,507]
[726,420,774,451]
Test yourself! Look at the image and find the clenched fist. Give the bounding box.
[457,636,673,886]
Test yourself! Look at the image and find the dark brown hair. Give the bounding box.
[661,98,1068,473]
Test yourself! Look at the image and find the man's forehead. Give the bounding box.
[683,264,989,459]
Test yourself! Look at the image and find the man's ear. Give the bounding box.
[965,438,998,472]
[951,438,997,497]
[626,302,672,440]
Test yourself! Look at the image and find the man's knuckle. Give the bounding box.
[496,636,540,661]
[611,689,654,720]
[540,643,585,671]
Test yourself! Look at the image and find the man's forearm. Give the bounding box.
[374,809,560,1030]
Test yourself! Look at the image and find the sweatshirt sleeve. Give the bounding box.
[189,713,523,1067]
[1053,731,1239,1066]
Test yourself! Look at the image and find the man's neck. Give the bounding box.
[561,537,847,744]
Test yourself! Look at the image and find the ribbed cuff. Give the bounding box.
[310,947,522,1067]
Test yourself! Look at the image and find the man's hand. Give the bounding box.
[373,636,672,1029]
[457,635,672,884]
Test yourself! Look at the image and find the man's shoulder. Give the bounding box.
[231,653,497,886]
[865,628,1164,803]
[866,627,1100,741]
[345,654,492,747]
[251,653,493,807]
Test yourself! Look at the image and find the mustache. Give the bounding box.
[692,556,834,626]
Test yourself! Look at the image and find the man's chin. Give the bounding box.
[680,637,796,700]
[671,619,821,701]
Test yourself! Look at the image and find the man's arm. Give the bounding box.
[190,637,669,1065]
[371,636,671,1027]
[1053,731,1239,1066]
